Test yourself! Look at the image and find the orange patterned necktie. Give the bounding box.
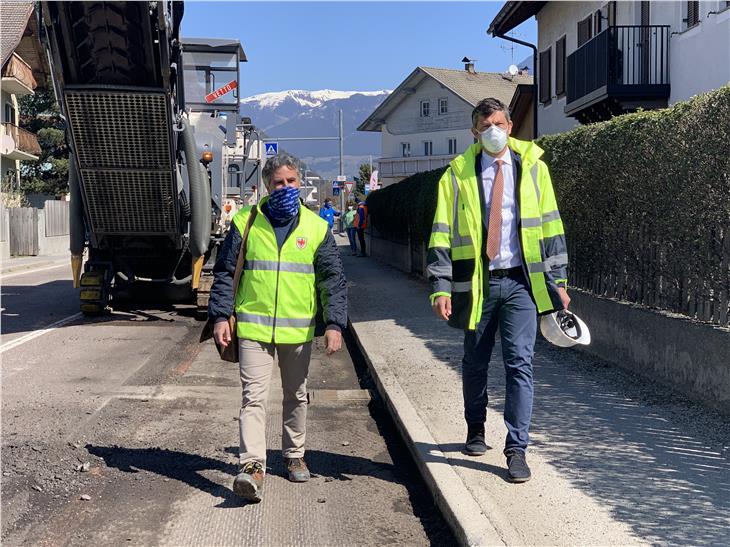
[485,159,504,260]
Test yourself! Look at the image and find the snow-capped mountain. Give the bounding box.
[239,89,390,180]
[240,89,389,109]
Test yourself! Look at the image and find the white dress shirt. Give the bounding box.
[480,149,522,270]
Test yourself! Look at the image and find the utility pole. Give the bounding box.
[338,108,345,231]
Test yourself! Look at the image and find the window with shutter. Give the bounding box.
[640,1,650,25]
[539,48,551,104]
[447,138,457,155]
[555,36,566,97]
[420,100,430,117]
[686,1,699,27]
[577,15,593,47]
[607,1,616,26]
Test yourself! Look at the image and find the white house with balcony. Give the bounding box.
[358,62,532,187]
[488,1,730,135]
[1,0,43,190]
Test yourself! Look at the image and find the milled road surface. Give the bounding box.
[1,262,453,546]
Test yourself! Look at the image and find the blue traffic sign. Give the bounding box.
[264,142,278,156]
[333,187,340,197]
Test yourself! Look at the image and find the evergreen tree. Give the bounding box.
[356,163,372,196]
[18,83,68,197]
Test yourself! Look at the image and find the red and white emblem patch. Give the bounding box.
[296,237,307,249]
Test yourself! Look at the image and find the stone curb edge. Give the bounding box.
[347,318,505,547]
[0,258,66,275]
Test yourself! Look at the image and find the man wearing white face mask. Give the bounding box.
[427,98,570,482]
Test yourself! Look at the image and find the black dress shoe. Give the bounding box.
[464,423,487,456]
[505,450,531,483]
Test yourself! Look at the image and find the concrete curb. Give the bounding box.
[0,258,66,276]
[348,319,505,547]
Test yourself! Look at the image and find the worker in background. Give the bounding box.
[343,201,358,255]
[353,198,368,257]
[427,98,570,483]
[209,152,347,503]
[318,198,340,230]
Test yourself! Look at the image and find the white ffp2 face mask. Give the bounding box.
[479,125,508,154]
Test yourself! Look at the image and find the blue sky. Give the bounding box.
[181,1,536,97]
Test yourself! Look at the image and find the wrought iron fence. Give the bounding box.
[567,25,670,103]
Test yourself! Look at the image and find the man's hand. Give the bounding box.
[432,295,452,321]
[214,320,232,348]
[557,287,571,310]
[324,329,342,355]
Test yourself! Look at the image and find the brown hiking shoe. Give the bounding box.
[233,461,264,502]
[285,457,310,483]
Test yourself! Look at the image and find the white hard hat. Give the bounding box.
[540,310,591,347]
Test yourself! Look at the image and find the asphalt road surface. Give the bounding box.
[0,264,453,546]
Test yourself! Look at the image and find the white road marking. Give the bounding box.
[0,312,83,354]
[0,263,68,281]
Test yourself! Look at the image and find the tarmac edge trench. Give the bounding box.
[347,319,505,547]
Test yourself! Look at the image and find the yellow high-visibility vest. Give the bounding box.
[231,201,328,343]
[428,138,568,330]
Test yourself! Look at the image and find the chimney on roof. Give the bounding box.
[462,56,476,74]
[519,66,529,75]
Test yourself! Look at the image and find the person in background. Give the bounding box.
[353,198,368,257]
[318,198,340,230]
[209,153,347,503]
[343,201,357,255]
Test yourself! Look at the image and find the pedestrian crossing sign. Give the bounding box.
[265,142,278,157]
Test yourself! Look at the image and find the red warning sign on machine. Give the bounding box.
[205,80,238,103]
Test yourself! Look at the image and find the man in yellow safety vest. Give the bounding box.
[428,97,570,483]
[209,152,347,502]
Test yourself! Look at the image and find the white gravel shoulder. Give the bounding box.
[345,250,730,546]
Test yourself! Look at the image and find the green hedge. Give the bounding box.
[367,84,730,324]
[538,84,730,324]
[366,166,444,244]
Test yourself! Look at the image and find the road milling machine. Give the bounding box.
[40,1,260,315]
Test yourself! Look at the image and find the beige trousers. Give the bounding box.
[238,338,312,467]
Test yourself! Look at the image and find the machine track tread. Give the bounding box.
[65,1,156,86]
[78,269,111,316]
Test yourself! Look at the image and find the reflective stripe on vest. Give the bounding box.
[231,204,328,344]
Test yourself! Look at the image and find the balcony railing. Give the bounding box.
[1,53,37,93]
[378,154,454,179]
[566,25,670,108]
[1,123,42,157]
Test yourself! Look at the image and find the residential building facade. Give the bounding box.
[490,1,730,135]
[1,1,43,190]
[358,63,532,187]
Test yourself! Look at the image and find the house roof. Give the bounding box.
[487,1,546,36]
[1,0,34,67]
[358,66,532,132]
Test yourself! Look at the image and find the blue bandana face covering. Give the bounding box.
[267,186,301,222]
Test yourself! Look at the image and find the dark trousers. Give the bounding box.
[462,269,537,454]
[346,227,357,253]
[356,228,366,255]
